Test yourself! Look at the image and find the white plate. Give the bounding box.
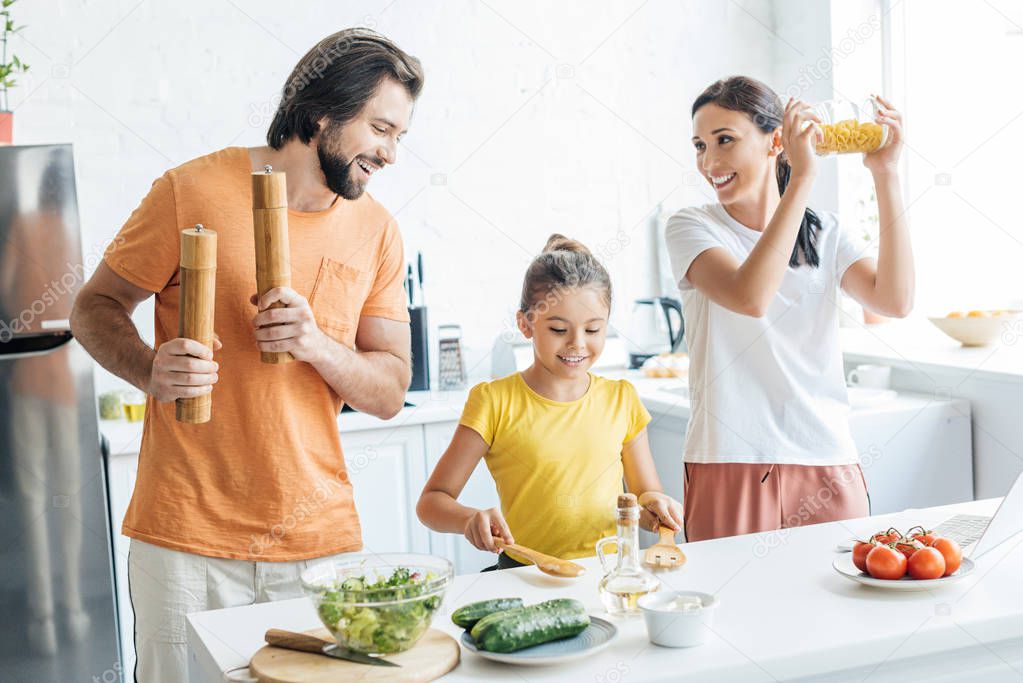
[847,387,898,408]
[832,553,975,591]
[460,616,617,665]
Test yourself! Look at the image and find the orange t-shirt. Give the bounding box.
[105,147,410,561]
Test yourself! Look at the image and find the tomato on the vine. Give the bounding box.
[907,546,946,580]
[906,526,936,546]
[931,537,963,576]
[871,528,901,545]
[866,544,907,580]
[853,541,874,572]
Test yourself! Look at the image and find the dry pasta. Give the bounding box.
[816,119,885,155]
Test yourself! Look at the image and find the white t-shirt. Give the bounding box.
[664,203,876,466]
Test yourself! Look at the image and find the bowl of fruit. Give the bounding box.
[928,309,1022,347]
[301,553,452,655]
[833,526,971,591]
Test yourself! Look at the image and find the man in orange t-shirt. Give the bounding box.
[70,29,423,682]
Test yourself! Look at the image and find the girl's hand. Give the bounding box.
[464,507,514,553]
[863,95,903,176]
[781,97,822,179]
[638,492,684,533]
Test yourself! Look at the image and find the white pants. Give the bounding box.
[128,539,343,683]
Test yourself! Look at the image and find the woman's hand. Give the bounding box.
[464,507,514,553]
[863,95,903,176]
[781,97,822,179]
[638,492,684,533]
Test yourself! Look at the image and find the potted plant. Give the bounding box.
[0,0,29,144]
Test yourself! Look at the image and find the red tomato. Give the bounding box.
[871,528,901,545]
[853,541,874,572]
[895,539,923,560]
[907,526,937,546]
[907,546,946,580]
[866,545,908,580]
[931,537,963,576]
[914,533,936,546]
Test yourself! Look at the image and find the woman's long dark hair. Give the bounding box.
[692,76,821,268]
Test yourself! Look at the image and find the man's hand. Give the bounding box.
[147,337,221,402]
[251,287,330,363]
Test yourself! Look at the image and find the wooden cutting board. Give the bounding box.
[249,628,459,683]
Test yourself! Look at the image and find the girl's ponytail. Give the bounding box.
[519,234,611,318]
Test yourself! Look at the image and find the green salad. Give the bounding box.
[316,567,443,654]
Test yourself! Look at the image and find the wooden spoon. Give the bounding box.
[643,526,687,569]
[494,539,586,577]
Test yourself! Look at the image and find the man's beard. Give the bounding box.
[317,138,364,201]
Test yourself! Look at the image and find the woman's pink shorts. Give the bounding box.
[682,462,869,543]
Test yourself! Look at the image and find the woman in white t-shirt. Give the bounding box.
[665,76,914,542]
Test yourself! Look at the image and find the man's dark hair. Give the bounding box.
[267,28,424,149]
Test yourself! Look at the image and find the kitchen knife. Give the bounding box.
[264,629,400,667]
[406,263,414,306]
[417,251,425,306]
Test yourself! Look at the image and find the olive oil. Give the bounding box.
[596,494,660,616]
[122,390,146,422]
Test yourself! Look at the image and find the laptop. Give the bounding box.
[936,468,1023,560]
[838,469,1023,559]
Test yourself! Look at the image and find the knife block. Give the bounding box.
[252,164,293,364]
[409,306,430,392]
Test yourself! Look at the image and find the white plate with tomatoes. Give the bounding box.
[833,554,974,591]
[833,526,973,590]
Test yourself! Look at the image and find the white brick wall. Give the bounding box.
[11,0,835,394]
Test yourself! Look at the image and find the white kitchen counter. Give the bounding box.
[187,497,1023,682]
[99,388,469,446]
[98,368,969,444]
[841,318,1023,382]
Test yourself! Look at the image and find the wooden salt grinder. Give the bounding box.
[252,164,293,364]
[176,224,217,423]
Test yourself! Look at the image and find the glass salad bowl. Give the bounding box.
[300,553,453,656]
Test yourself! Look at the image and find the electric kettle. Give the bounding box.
[627,297,684,368]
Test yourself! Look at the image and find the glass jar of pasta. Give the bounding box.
[813,97,888,155]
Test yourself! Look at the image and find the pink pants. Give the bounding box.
[683,462,869,543]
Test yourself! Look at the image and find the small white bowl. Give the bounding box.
[637,591,719,648]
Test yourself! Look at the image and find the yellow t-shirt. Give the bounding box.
[459,372,651,561]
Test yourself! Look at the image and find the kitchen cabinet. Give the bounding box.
[643,411,689,547]
[341,424,431,556]
[641,389,974,522]
[104,446,139,680]
[423,421,502,573]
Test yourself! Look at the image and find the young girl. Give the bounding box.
[666,76,913,542]
[417,235,683,570]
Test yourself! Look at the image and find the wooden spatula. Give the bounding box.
[644,526,687,569]
[494,539,586,577]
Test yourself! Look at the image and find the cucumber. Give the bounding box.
[469,598,589,653]
[451,598,524,629]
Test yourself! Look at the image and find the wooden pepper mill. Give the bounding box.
[176,224,217,424]
[252,164,294,364]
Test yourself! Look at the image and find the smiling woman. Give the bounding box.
[665,75,913,543]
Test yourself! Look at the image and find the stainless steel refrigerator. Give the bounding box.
[0,144,120,681]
